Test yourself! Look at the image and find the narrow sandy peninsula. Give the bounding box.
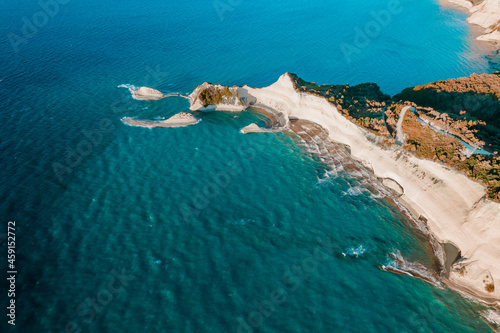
[121,112,199,128]
[188,73,500,306]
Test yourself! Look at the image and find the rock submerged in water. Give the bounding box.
[121,112,199,128]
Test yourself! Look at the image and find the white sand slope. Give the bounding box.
[244,73,500,303]
[132,86,165,100]
[469,0,500,28]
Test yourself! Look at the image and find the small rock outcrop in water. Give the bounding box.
[133,86,165,100]
[118,84,167,100]
[118,84,189,101]
[189,82,256,111]
[121,112,199,128]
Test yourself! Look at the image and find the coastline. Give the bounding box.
[444,0,500,43]
[286,118,449,281]
[240,104,288,133]
[240,73,500,306]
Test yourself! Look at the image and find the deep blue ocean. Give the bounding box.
[0,0,496,332]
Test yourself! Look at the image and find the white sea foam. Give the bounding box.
[118,83,138,91]
[481,309,500,329]
[342,245,367,257]
[343,186,365,196]
[316,175,333,187]
[118,83,142,100]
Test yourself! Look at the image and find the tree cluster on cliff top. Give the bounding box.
[198,86,234,106]
[290,73,500,201]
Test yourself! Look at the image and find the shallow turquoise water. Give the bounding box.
[0,0,495,332]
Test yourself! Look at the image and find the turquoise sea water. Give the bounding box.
[0,0,496,332]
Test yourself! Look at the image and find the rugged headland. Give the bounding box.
[188,82,256,111]
[188,73,500,308]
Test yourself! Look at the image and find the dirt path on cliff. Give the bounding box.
[396,106,412,145]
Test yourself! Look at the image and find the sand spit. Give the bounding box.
[243,73,500,304]
[240,103,289,134]
[121,112,199,128]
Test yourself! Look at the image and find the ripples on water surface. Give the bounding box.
[0,0,496,331]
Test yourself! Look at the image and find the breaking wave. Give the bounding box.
[342,245,368,258]
[481,309,500,331]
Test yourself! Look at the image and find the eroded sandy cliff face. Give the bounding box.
[447,0,500,42]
